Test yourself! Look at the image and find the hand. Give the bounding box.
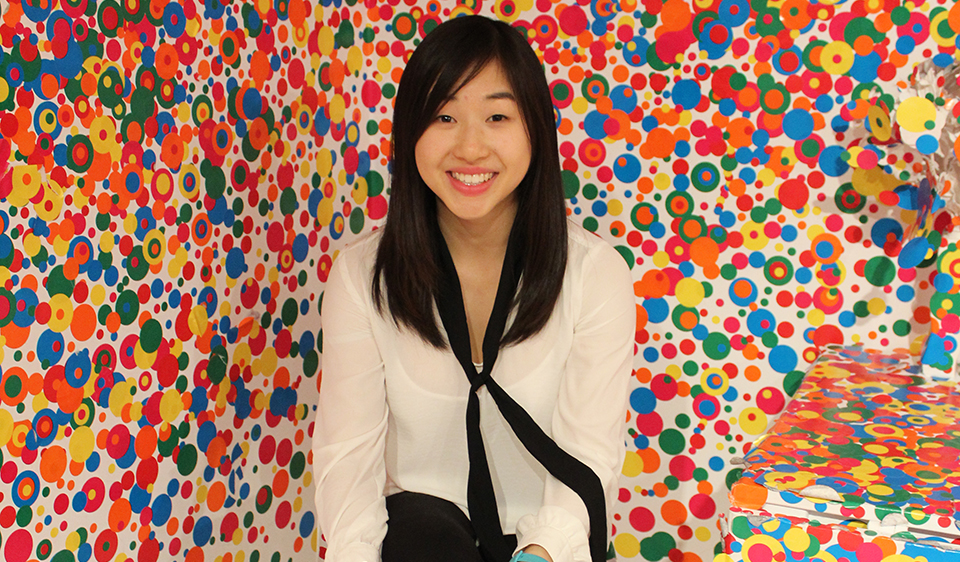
[523,544,554,562]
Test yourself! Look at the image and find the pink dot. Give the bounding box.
[629,506,655,532]
[670,455,696,481]
[746,543,773,562]
[855,542,884,562]
[857,149,879,169]
[689,493,716,519]
[4,529,32,562]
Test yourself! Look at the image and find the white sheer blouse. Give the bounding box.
[313,221,636,562]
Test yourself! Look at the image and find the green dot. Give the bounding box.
[891,6,910,25]
[729,73,747,90]
[582,183,599,200]
[140,318,163,353]
[658,428,686,455]
[640,532,677,562]
[761,331,779,348]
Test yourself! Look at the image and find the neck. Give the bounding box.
[437,202,516,262]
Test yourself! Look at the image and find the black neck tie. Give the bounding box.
[435,234,608,562]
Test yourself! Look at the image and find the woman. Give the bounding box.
[313,15,635,562]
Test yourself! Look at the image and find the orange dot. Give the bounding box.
[638,448,661,473]
[273,469,290,497]
[105,312,122,333]
[40,446,67,483]
[661,500,688,526]
[568,65,585,83]
[207,481,227,511]
[41,74,60,99]
[185,547,205,562]
[612,65,629,83]
[109,499,132,532]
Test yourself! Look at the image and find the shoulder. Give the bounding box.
[565,220,631,277]
[333,229,382,266]
[327,229,383,289]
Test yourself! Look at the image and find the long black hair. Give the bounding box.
[372,15,567,348]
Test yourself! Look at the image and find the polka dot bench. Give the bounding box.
[715,344,960,562]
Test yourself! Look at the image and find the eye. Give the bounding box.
[489,114,507,122]
[436,115,454,123]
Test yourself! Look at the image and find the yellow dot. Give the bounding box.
[621,451,643,478]
[614,533,641,558]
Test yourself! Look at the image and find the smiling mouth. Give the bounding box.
[450,172,496,186]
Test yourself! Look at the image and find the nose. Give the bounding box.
[453,121,489,162]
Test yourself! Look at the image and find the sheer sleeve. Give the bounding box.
[515,241,635,562]
[313,247,389,562]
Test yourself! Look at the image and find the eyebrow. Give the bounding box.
[447,91,516,102]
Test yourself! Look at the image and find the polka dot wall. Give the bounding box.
[1,0,960,561]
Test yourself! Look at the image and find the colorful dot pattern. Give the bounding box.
[3,0,960,561]
[716,513,960,562]
[721,344,960,561]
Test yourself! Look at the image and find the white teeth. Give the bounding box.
[451,172,495,186]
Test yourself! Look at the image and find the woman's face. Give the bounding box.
[415,61,532,232]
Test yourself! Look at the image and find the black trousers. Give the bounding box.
[382,492,518,562]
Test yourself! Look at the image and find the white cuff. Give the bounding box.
[514,506,591,562]
[323,541,381,562]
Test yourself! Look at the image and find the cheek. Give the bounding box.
[513,140,532,172]
[413,141,430,175]
[414,133,443,166]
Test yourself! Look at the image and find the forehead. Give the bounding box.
[449,61,515,99]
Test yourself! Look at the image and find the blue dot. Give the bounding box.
[819,145,850,177]
[769,345,798,374]
[896,285,915,302]
[934,273,955,293]
[916,134,939,155]
[672,79,701,110]
[644,298,669,323]
[193,516,213,547]
[838,311,856,327]
[634,434,649,449]
[630,388,657,415]
[783,108,814,141]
